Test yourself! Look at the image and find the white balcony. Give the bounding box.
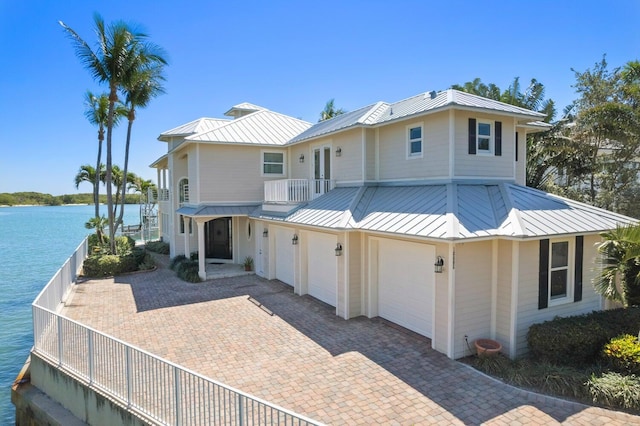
[264,179,335,204]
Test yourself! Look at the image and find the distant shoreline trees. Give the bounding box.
[0,192,141,207]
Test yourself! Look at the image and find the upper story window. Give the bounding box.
[407,123,423,158]
[262,151,285,175]
[178,178,189,204]
[468,118,502,157]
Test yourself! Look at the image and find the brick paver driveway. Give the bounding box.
[63,260,640,425]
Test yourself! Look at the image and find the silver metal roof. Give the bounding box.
[288,89,547,145]
[224,102,266,116]
[187,110,311,145]
[253,183,636,240]
[177,204,260,217]
[159,117,230,138]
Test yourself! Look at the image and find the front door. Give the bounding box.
[205,217,232,259]
[313,146,331,197]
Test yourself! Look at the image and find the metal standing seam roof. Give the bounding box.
[186,109,311,145]
[159,117,231,138]
[252,183,637,240]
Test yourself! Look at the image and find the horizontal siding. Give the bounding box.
[378,111,450,180]
[495,240,512,355]
[348,232,362,318]
[453,111,515,179]
[332,129,363,182]
[454,241,493,359]
[366,129,376,180]
[433,243,450,354]
[515,235,603,356]
[198,145,284,203]
[515,129,526,185]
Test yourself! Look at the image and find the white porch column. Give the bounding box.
[195,219,207,280]
[183,216,190,257]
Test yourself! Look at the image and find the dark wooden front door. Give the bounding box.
[205,217,232,259]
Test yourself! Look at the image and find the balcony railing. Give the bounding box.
[264,179,335,203]
[30,237,321,426]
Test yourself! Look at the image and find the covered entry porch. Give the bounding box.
[176,204,259,280]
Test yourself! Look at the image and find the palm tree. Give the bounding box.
[116,65,166,230]
[60,14,167,254]
[594,225,640,307]
[319,99,346,122]
[74,164,99,191]
[83,91,126,218]
[85,216,108,246]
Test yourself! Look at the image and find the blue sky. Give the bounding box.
[0,1,638,195]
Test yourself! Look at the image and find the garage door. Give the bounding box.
[274,227,294,286]
[377,239,434,337]
[307,232,337,306]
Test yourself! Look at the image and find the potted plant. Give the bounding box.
[243,256,254,271]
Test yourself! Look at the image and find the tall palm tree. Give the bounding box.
[83,91,126,218]
[60,14,167,253]
[74,164,100,193]
[319,99,346,122]
[594,225,640,307]
[116,65,165,230]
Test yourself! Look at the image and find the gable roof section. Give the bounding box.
[159,117,230,139]
[187,109,312,145]
[254,183,636,240]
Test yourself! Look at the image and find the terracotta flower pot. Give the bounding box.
[475,338,502,356]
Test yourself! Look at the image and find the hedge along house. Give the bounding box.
[151,90,636,360]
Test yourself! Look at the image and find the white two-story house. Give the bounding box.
[151,90,635,360]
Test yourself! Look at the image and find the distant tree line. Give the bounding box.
[0,192,142,206]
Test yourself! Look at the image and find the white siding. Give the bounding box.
[332,129,363,182]
[365,129,376,181]
[495,240,513,355]
[348,232,362,318]
[515,129,526,185]
[453,111,515,179]
[515,235,603,356]
[454,241,493,359]
[378,111,450,181]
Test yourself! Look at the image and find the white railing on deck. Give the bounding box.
[264,179,335,203]
[31,238,322,425]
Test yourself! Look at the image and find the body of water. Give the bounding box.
[0,204,141,424]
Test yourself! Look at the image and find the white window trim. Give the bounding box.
[406,122,423,159]
[177,177,189,204]
[261,150,286,177]
[548,238,574,307]
[476,119,494,156]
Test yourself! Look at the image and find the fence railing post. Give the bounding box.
[88,330,94,385]
[57,315,63,366]
[238,394,244,425]
[174,367,181,425]
[126,346,132,407]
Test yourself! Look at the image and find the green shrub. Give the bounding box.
[603,334,640,374]
[138,253,155,270]
[190,251,199,261]
[83,255,122,277]
[146,240,170,254]
[169,255,188,271]
[588,372,640,411]
[527,308,640,366]
[115,235,135,256]
[176,260,201,283]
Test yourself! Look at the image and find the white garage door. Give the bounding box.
[377,239,434,337]
[274,227,294,286]
[307,232,337,306]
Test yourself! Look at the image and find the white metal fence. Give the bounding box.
[264,179,335,203]
[31,237,322,425]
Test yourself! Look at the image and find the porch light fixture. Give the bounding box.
[335,147,342,157]
[292,234,298,245]
[335,243,343,256]
[263,229,268,238]
[299,154,305,163]
[434,256,444,273]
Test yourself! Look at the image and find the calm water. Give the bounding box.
[0,204,140,424]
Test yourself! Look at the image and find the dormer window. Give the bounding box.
[468,118,502,156]
[407,123,423,158]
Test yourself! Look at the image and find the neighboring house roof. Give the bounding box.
[288,89,548,144]
[187,109,312,145]
[159,117,230,139]
[253,183,636,240]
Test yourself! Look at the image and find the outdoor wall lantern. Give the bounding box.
[335,243,343,256]
[335,147,342,157]
[263,229,269,238]
[434,256,444,273]
[299,154,305,163]
[292,234,299,245]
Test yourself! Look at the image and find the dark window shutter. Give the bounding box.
[574,236,583,302]
[468,118,476,155]
[515,131,519,162]
[539,239,549,309]
[495,121,502,156]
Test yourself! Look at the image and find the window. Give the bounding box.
[477,121,492,154]
[262,152,284,175]
[550,241,569,300]
[178,178,189,204]
[407,124,423,158]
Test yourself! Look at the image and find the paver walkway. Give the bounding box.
[63,258,640,425]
